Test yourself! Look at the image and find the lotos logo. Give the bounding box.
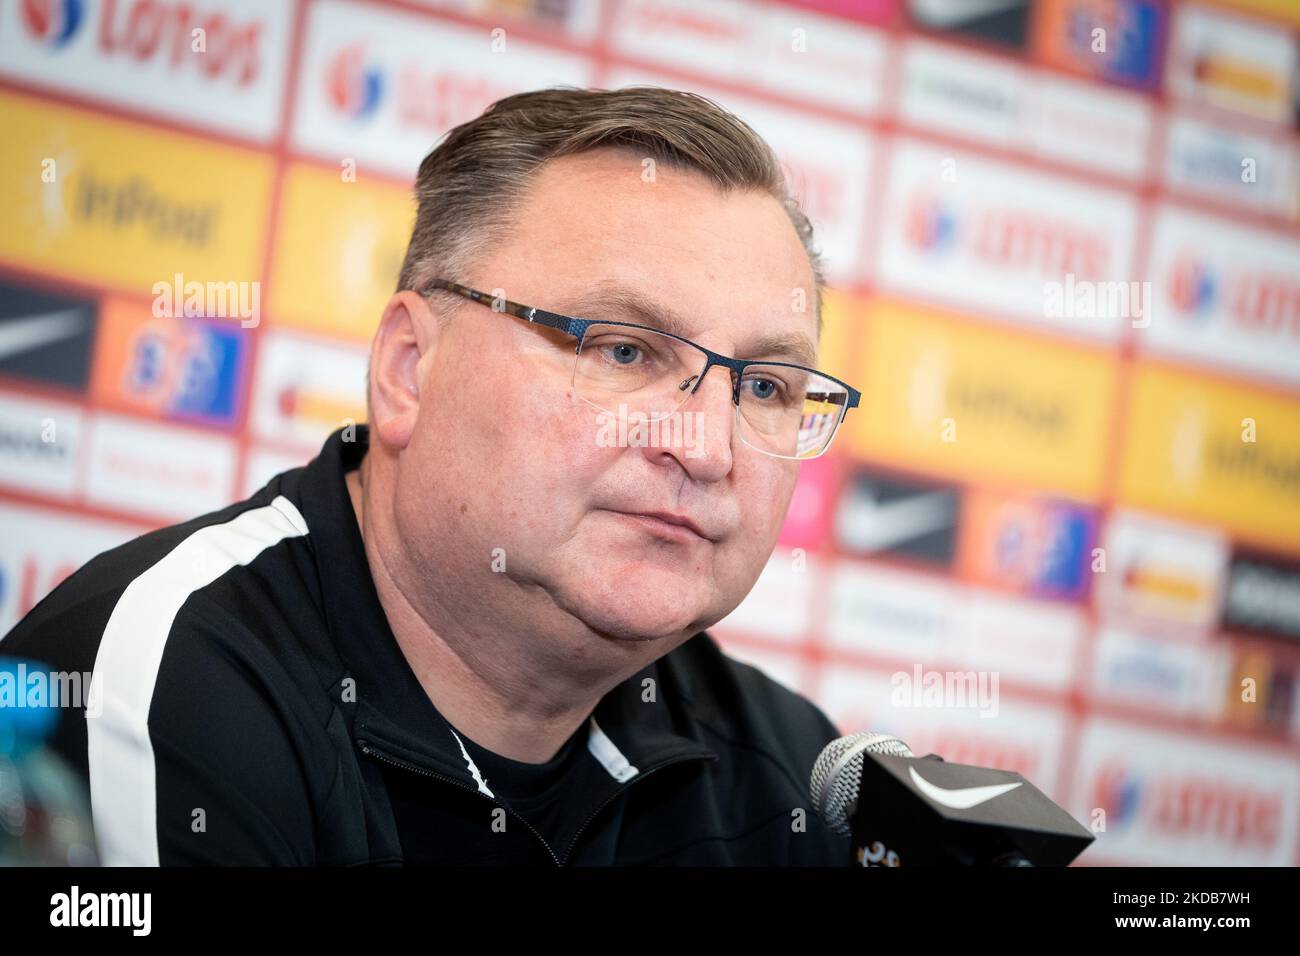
[905,192,1109,278]
[1092,761,1142,829]
[1170,258,1300,341]
[21,0,85,48]
[905,195,957,254]
[1168,256,1216,318]
[972,210,1107,278]
[327,42,385,121]
[1230,270,1300,340]
[25,0,263,85]
[1093,757,1284,847]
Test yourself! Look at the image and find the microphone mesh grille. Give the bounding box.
[809,732,915,836]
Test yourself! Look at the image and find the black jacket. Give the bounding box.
[0,425,851,866]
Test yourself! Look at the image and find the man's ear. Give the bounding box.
[368,290,440,451]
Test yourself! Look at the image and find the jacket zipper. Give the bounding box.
[358,737,715,866]
[358,737,562,865]
[560,753,716,864]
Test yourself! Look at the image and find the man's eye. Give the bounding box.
[745,377,781,400]
[606,343,642,364]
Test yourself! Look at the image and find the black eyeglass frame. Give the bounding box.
[421,277,862,457]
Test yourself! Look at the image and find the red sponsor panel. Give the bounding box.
[1143,205,1300,388]
[877,139,1140,341]
[0,0,294,142]
[291,0,593,178]
[1071,716,1300,864]
[0,500,145,634]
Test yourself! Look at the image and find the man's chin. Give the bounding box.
[553,578,719,645]
[543,529,727,640]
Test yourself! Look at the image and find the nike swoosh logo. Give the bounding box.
[0,308,91,361]
[908,766,1022,809]
[837,488,954,551]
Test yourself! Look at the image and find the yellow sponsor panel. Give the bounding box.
[0,90,272,293]
[269,163,415,341]
[1212,0,1300,28]
[844,299,1117,500]
[1119,364,1300,551]
[820,288,866,388]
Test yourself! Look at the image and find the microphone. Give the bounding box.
[810,731,1094,866]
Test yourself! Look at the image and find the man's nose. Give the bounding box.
[639,360,736,480]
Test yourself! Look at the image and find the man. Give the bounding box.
[2,86,861,865]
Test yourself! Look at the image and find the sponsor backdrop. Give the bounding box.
[0,0,1298,865]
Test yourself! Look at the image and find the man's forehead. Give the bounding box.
[551,279,821,366]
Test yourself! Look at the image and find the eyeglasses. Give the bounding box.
[421,278,861,460]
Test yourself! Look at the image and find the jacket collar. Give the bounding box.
[296,424,719,792]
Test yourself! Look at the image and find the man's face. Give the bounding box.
[391,148,819,646]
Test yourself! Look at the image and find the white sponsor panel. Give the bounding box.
[750,3,888,115]
[0,0,293,143]
[610,0,750,80]
[1071,717,1300,865]
[0,502,143,635]
[1164,114,1298,219]
[898,40,1151,180]
[408,0,604,41]
[1166,4,1298,125]
[958,591,1084,693]
[83,413,235,520]
[241,444,312,498]
[1090,628,1232,721]
[609,68,875,283]
[898,40,1024,149]
[1144,205,1300,387]
[876,138,1139,339]
[817,664,1072,803]
[611,0,888,115]
[827,561,957,662]
[1096,510,1228,634]
[827,562,1083,691]
[714,547,813,645]
[1030,74,1152,181]
[292,0,592,179]
[250,330,368,450]
[0,391,83,500]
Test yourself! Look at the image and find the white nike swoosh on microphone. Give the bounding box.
[0,308,91,361]
[908,766,1022,809]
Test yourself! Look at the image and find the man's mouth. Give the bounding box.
[604,509,713,543]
